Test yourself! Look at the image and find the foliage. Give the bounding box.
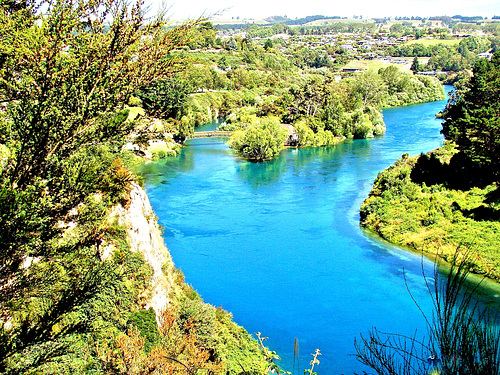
[356,252,500,375]
[136,76,193,120]
[228,116,288,162]
[441,52,500,179]
[181,65,443,161]
[411,56,422,73]
[304,349,321,375]
[109,280,272,375]
[349,71,388,108]
[293,118,341,146]
[0,0,206,372]
[377,66,445,107]
[360,145,500,281]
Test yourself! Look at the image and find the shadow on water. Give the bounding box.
[234,144,355,189]
[137,148,196,186]
[234,155,288,188]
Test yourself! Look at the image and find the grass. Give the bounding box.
[304,18,376,26]
[361,147,500,281]
[405,38,460,47]
[344,59,412,72]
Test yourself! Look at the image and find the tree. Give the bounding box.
[441,52,500,178]
[0,0,200,371]
[137,76,192,119]
[390,23,404,34]
[411,56,422,73]
[287,76,330,121]
[350,71,388,108]
[264,38,273,51]
[228,116,288,162]
[225,37,238,51]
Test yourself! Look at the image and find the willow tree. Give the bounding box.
[228,116,288,162]
[0,0,200,372]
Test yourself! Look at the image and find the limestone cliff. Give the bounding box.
[109,183,176,324]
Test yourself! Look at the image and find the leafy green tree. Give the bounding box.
[411,56,422,73]
[287,76,330,121]
[441,52,500,177]
[389,23,403,34]
[264,38,273,51]
[228,116,288,162]
[225,37,238,51]
[349,71,388,108]
[137,77,192,119]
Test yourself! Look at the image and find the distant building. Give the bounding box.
[342,67,364,73]
[478,52,493,59]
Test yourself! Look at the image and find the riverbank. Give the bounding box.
[360,143,500,282]
[114,182,274,373]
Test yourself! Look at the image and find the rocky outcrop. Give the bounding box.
[109,183,176,325]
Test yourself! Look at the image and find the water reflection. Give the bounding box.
[234,153,288,188]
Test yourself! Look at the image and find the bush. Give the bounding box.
[227,116,288,162]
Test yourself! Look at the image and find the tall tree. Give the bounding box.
[350,71,388,108]
[411,56,421,73]
[441,52,500,177]
[228,116,288,162]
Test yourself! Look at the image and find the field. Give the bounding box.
[405,38,461,46]
[304,18,375,26]
[344,59,412,72]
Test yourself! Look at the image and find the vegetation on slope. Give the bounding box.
[361,53,500,281]
[0,1,273,373]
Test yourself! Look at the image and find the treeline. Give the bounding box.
[165,65,444,161]
[245,22,378,38]
[263,15,338,26]
[390,36,494,71]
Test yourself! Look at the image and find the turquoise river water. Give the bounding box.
[138,87,500,374]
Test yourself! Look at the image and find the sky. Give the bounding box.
[147,0,500,21]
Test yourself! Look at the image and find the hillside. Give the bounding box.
[0,2,274,373]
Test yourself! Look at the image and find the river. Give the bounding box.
[138,87,500,374]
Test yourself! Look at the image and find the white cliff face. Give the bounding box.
[109,183,176,325]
